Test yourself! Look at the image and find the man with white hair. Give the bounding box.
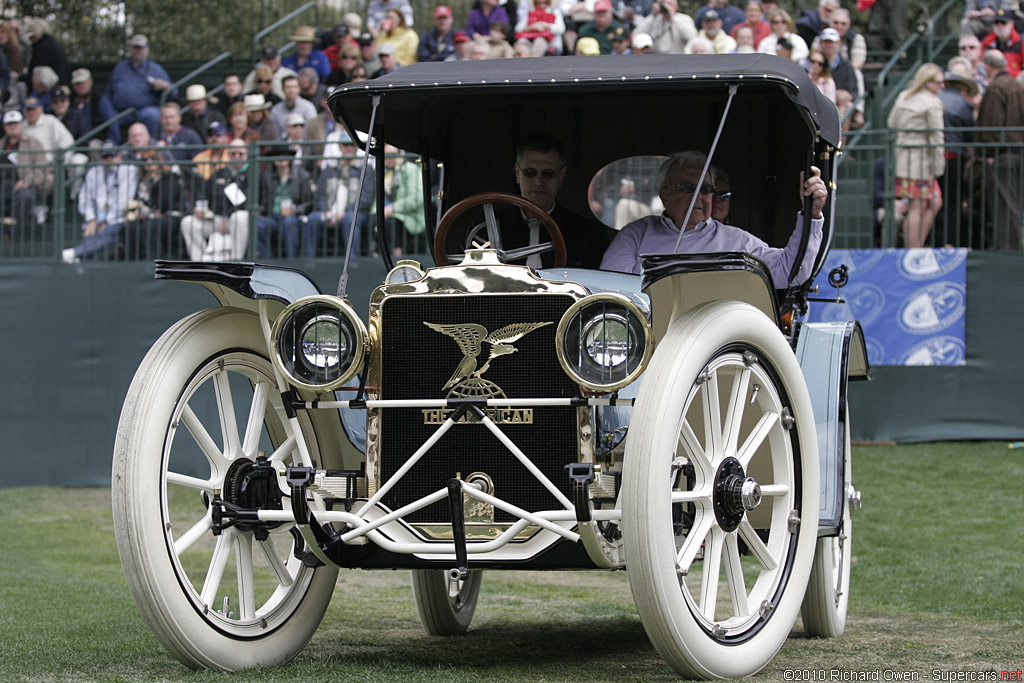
[688,9,737,53]
[22,96,74,165]
[601,151,828,288]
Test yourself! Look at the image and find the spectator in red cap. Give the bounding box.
[515,0,566,57]
[577,0,626,54]
[445,31,472,61]
[467,0,510,40]
[982,9,1024,77]
[418,5,461,61]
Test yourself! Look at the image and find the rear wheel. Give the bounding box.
[410,569,483,635]
[802,407,853,638]
[622,301,820,679]
[112,308,338,671]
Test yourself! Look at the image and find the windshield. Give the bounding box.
[588,156,667,229]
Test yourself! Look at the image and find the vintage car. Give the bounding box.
[112,55,868,679]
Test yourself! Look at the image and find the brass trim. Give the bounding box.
[365,253,591,523]
[270,295,368,393]
[555,292,653,393]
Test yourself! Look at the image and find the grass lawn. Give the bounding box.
[0,442,1020,681]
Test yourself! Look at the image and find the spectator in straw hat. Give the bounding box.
[181,84,226,139]
[244,93,277,142]
[281,26,331,81]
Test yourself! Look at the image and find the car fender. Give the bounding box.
[793,319,869,533]
[153,260,367,457]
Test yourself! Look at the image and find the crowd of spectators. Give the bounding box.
[2,0,1024,256]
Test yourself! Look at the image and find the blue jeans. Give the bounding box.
[73,222,124,260]
[257,214,319,258]
[98,95,161,143]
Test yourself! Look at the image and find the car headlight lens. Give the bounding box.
[556,293,651,392]
[272,295,367,391]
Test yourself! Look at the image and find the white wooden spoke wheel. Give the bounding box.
[112,308,337,671]
[623,301,820,679]
[410,568,483,635]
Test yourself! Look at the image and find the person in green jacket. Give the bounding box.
[376,144,425,256]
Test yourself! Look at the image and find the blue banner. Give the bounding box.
[807,248,968,366]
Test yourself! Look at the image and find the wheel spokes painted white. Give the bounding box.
[214,369,241,460]
[258,537,295,588]
[738,518,778,571]
[723,532,750,618]
[672,489,711,505]
[181,405,228,475]
[234,532,256,621]
[722,367,751,458]
[700,526,724,619]
[737,411,779,469]
[701,370,722,459]
[201,528,234,608]
[267,434,297,463]
[173,509,214,557]
[242,381,271,458]
[676,511,714,572]
[166,471,215,492]
[678,418,712,474]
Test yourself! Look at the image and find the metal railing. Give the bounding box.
[0,141,427,263]
[252,2,319,64]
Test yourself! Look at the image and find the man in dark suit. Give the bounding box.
[493,132,608,269]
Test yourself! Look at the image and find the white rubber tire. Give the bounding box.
[802,406,852,638]
[622,301,820,679]
[410,569,483,635]
[112,308,339,671]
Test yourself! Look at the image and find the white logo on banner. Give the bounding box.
[899,247,968,280]
[900,336,966,366]
[897,283,966,334]
[846,249,886,274]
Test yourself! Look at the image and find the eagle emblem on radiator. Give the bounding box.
[424,321,552,399]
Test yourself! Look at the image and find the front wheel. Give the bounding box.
[410,569,483,635]
[112,308,339,671]
[622,301,820,679]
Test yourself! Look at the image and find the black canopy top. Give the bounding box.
[328,54,841,157]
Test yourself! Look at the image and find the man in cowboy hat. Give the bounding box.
[181,84,226,139]
[281,26,331,81]
[243,93,278,142]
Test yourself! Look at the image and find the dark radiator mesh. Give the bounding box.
[380,294,579,523]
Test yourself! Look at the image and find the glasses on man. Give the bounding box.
[257,78,272,84]
[664,181,716,195]
[518,166,561,179]
[714,191,733,201]
[959,44,979,50]
[341,55,357,60]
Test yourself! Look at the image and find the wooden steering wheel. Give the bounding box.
[433,192,567,268]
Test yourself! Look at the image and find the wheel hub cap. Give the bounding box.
[713,457,761,532]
